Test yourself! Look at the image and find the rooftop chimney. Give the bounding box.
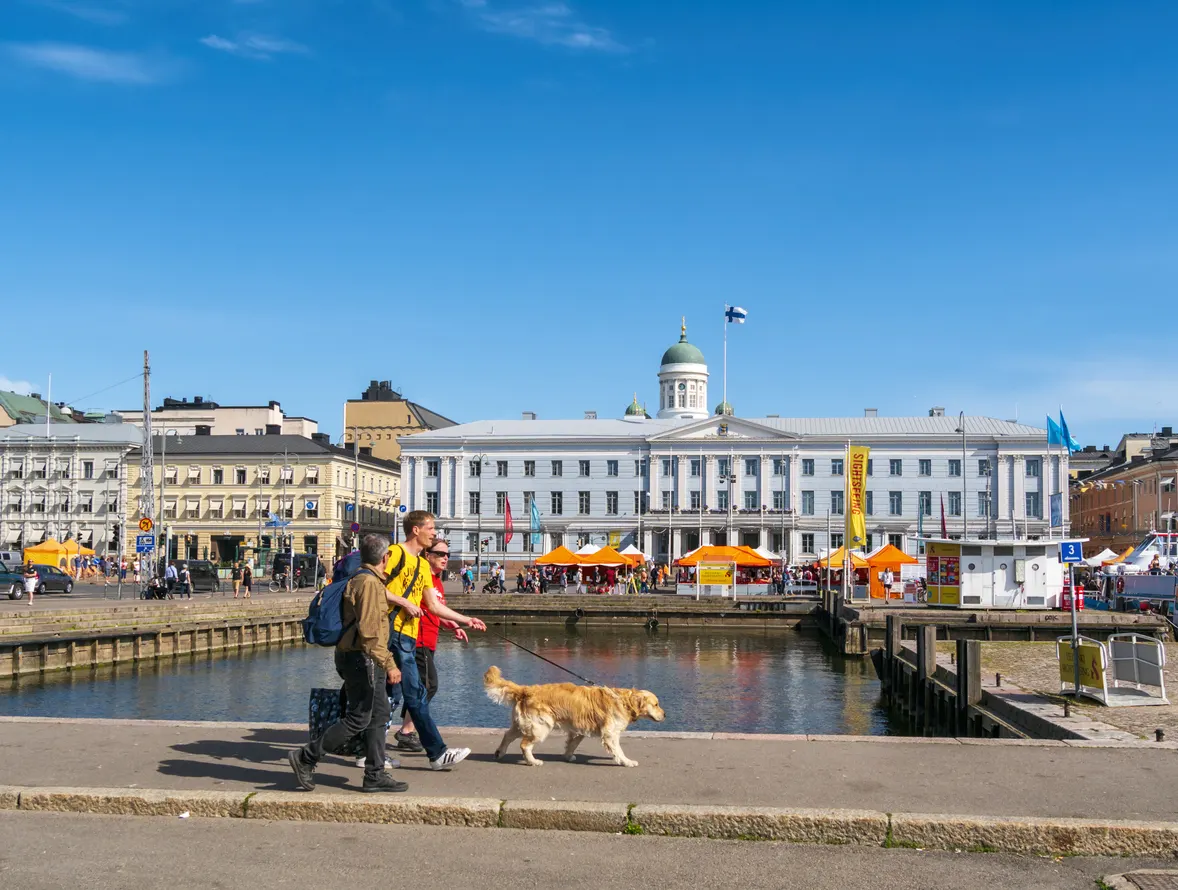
[195,425,211,436]
[584,411,597,420]
[311,432,330,445]
[1164,426,1174,437]
[522,411,536,421]
[265,424,281,435]
[929,406,945,417]
[864,408,878,417]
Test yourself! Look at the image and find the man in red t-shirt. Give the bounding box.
[392,539,469,752]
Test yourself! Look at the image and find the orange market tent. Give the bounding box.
[815,547,869,570]
[866,544,919,599]
[62,539,96,557]
[676,545,771,568]
[536,545,581,566]
[1103,547,1135,566]
[576,545,634,567]
[23,538,69,568]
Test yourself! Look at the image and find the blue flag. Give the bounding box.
[530,498,541,548]
[1058,411,1080,452]
[1046,415,1066,447]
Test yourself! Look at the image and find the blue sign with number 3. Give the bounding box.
[1059,541,1083,564]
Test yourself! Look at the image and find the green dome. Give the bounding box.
[714,401,734,416]
[661,322,706,366]
[624,394,649,418]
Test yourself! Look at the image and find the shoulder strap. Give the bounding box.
[387,550,424,631]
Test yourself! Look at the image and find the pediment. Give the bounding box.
[648,417,800,442]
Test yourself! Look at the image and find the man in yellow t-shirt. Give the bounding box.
[384,510,486,770]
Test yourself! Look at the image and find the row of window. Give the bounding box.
[797,490,1042,519]
[6,460,118,480]
[799,458,1011,478]
[4,493,119,513]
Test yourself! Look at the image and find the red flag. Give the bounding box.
[939,493,948,538]
[504,496,514,544]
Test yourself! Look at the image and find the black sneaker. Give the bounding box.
[362,772,409,793]
[393,730,423,752]
[288,749,316,791]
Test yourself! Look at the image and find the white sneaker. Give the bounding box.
[429,747,471,771]
[354,756,399,770]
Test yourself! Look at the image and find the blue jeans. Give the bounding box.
[389,630,446,760]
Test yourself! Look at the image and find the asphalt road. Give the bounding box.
[0,811,1161,890]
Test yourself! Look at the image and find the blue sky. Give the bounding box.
[2,1,1175,448]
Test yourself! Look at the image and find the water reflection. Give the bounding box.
[0,627,899,735]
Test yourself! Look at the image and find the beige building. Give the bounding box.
[343,381,456,463]
[116,396,317,438]
[127,432,400,566]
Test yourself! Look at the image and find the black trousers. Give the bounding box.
[302,650,391,779]
[400,646,438,719]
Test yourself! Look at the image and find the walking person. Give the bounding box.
[164,560,178,598]
[385,510,487,770]
[393,537,468,751]
[289,533,408,793]
[23,563,38,603]
[231,562,242,598]
[241,563,253,599]
[180,563,193,599]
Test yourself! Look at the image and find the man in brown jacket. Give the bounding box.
[289,533,409,793]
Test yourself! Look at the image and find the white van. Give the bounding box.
[0,550,22,567]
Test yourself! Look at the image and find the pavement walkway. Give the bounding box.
[1,717,1176,822]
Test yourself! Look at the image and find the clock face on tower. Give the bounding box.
[678,382,686,391]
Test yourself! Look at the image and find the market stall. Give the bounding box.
[866,544,919,600]
[674,545,772,596]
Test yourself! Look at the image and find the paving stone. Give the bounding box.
[244,792,500,827]
[632,803,889,844]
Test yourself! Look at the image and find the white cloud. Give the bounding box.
[462,1,625,52]
[0,376,36,396]
[32,1,129,25]
[7,42,165,83]
[199,33,309,60]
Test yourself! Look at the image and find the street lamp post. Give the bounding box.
[956,412,967,541]
[273,450,301,592]
[471,452,487,582]
[156,428,182,574]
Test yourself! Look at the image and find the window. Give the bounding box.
[831,491,844,515]
[662,458,672,477]
[889,491,903,516]
[235,428,245,436]
[690,458,701,477]
[578,491,591,514]
[470,460,481,477]
[210,499,225,519]
[689,490,701,510]
[305,499,319,519]
[801,533,815,553]
[718,457,731,478]
[467,532,480,553]
[717,489,729,510]
[490,460,505,477]
[918,491,932,516]
[233,500,247,519]
[662,491,672,510]
[1026,459,1040,478]
[977,492,991,517]
[469,492,481,515]
[164,466,178,485]
[801,491,815,515]
[279,466,293,483]
[255,428,264,436]
[80,493,93,514]
[744,491,758,510]
[426,492,439,513]
[802,459,814,476]
[523,491,535,514]
[551,461,562,477]
[948,459,961,477]
[164,499,177,520]
[212,467,224,485]
[258,466,270,484]
[83,460,94,479]
[634,491,648,513]
[888,533,903,549]
[495,532,505,552]
[830,533,844,549]
[745,458,759,477]
[866,459,873,476]
[978,459,991,477]
[10,460,22,480]
[831,459,843,476]
[772,490,785,510]
[947,491,961,516]
[426,460,440,477]
[235,467,247,484]
[523,460,535,477]
[772,458,786,476]
[634,459,648,477]
[550,491,563,514]
[865,491,874,515]
[919,459,932,477]
[579,460,590,477]
[607,460,619,477]
[606,491,619,515]
[1026,491,1042,518]
[496,491,507,515]
[889,459,903,476]
[32,460,46,480]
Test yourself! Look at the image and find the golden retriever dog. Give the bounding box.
[484,666,665,767]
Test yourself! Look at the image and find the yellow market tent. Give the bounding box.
[535,545,581,566]
[676,545,771,568]
[816,547,869,570]
[62,539,96,557]
[1103,547,1135,566]
[23,538,69,569]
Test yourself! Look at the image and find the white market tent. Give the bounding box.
[1085,548,1118,567]
[619,544,648,561]
[753,545,780,561]
[575,543,601,556]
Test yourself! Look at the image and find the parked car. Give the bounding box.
[0,550,23,566]
[33,565,74,595]
[271,553,324,583]
[1,560,26,600]
[181,560,221,593]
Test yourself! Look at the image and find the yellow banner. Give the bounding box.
[845,446,870,550]
[608,531,621,548]
[698,564,734,585]
[1058,641,1106,690]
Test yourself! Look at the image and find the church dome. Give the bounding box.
[714,401,734,416]
[624,394,649,418]
[660,323,705,366]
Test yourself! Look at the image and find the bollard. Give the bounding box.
[996,673,1002,687]
[955,639,981,736]
[1063,701,1071,718]
[1157,729,1166,743]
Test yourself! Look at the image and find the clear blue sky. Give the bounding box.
[2,0,1175,448]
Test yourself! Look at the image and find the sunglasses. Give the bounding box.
[428,550,450,557]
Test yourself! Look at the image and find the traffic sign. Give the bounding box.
[135,534,155,554]
[138,517,154,533]
[349,522,360,533]
[1060,541,1084,564]
[398,505,407,514]
[345,504,354,513]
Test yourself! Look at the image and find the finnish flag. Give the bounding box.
[724,305,747,324]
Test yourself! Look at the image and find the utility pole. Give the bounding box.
[140,352,156,577]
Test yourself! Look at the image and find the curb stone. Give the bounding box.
[0,785,20,810]
[500,799,629,832]
[890,812,1178,857]
[17,787,245,818]
[243,792,500,827]
[631,803,889,845]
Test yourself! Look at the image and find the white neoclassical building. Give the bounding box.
[400,325,1066,567]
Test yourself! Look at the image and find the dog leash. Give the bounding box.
[486,627,599,686]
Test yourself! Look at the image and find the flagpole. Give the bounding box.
[722,304,728,412]
[843,439,850,603]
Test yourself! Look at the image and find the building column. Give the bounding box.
[671,528,682,563]
[454,456,465,519]
[676,456,687,512]
[789,449,801,514]
[649,452,661,508]
[704,455,716,510]
[760,454,772,510]
[995,454,1010,535]
[1012,455,1027,529]
[413,457,426,512]
[439,456,452,518]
